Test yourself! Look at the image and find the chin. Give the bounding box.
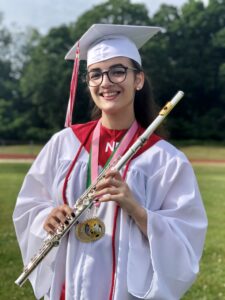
[98,103,119,113]
[101,106,122,115]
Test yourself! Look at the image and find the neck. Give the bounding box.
[101,111,136,130]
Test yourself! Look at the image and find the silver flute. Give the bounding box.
[15,90,184,287]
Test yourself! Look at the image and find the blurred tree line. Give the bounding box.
[0,0,224,143]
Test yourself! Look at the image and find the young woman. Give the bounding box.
[13,24,207,300]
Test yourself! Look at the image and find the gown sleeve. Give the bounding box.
[127,153,208,299]
[13,134,64,299]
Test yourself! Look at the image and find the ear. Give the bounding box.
[135,71,145,91]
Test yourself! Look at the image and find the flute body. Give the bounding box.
[15,90,184,287]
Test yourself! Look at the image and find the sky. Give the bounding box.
[0,0,208,34]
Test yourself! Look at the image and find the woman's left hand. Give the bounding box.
[95,168,147,236]
[95,169,139,216]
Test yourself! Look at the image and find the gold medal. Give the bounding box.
[75,218,105,242]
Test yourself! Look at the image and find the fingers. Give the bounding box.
[105,169,123,180]
[96,177,120,191]
[94,177,120,203]
[97,192,123,203]
[94,169,127,205]
[43,204,74,235]
[96,170,122,191]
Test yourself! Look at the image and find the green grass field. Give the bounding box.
[0,145,43,156]
[1,144,225,161]
[0,146,225,299]
[0,164,34,299]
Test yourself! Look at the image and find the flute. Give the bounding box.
[15,90,184,287]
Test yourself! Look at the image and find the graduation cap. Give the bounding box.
[64,24,163,127]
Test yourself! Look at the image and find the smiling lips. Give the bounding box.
[99,91,120,100]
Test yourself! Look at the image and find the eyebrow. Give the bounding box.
[88,64,126,72]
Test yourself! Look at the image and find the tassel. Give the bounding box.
[65,42,80,127]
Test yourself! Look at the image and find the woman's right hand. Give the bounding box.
[43,204,74,235]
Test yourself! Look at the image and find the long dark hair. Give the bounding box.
[90,59,166,136]
[131,60,158,129]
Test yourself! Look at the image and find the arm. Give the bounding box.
[13,135,62,298]
[127,155,208,299]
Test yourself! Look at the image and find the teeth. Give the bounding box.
[103,92,117,97]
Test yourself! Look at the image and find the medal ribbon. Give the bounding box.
[91,119,138,183]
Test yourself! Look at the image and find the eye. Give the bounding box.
[110,67,126,77]
[89,71,102,80]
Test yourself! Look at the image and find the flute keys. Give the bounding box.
[83,198,90,206]
[75,205,84,214]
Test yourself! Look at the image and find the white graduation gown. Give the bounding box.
[13,126,207,300]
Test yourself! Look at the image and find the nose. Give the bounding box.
[101,71,113,86]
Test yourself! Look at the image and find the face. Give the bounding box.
[87,57,144,119]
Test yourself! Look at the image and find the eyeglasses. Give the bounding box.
[86,66,138,87]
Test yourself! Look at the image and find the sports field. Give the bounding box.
[0,145,225,299]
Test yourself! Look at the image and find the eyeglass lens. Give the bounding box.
[87,66,128,87]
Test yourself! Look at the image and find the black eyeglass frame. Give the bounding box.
[86,66,138,87]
